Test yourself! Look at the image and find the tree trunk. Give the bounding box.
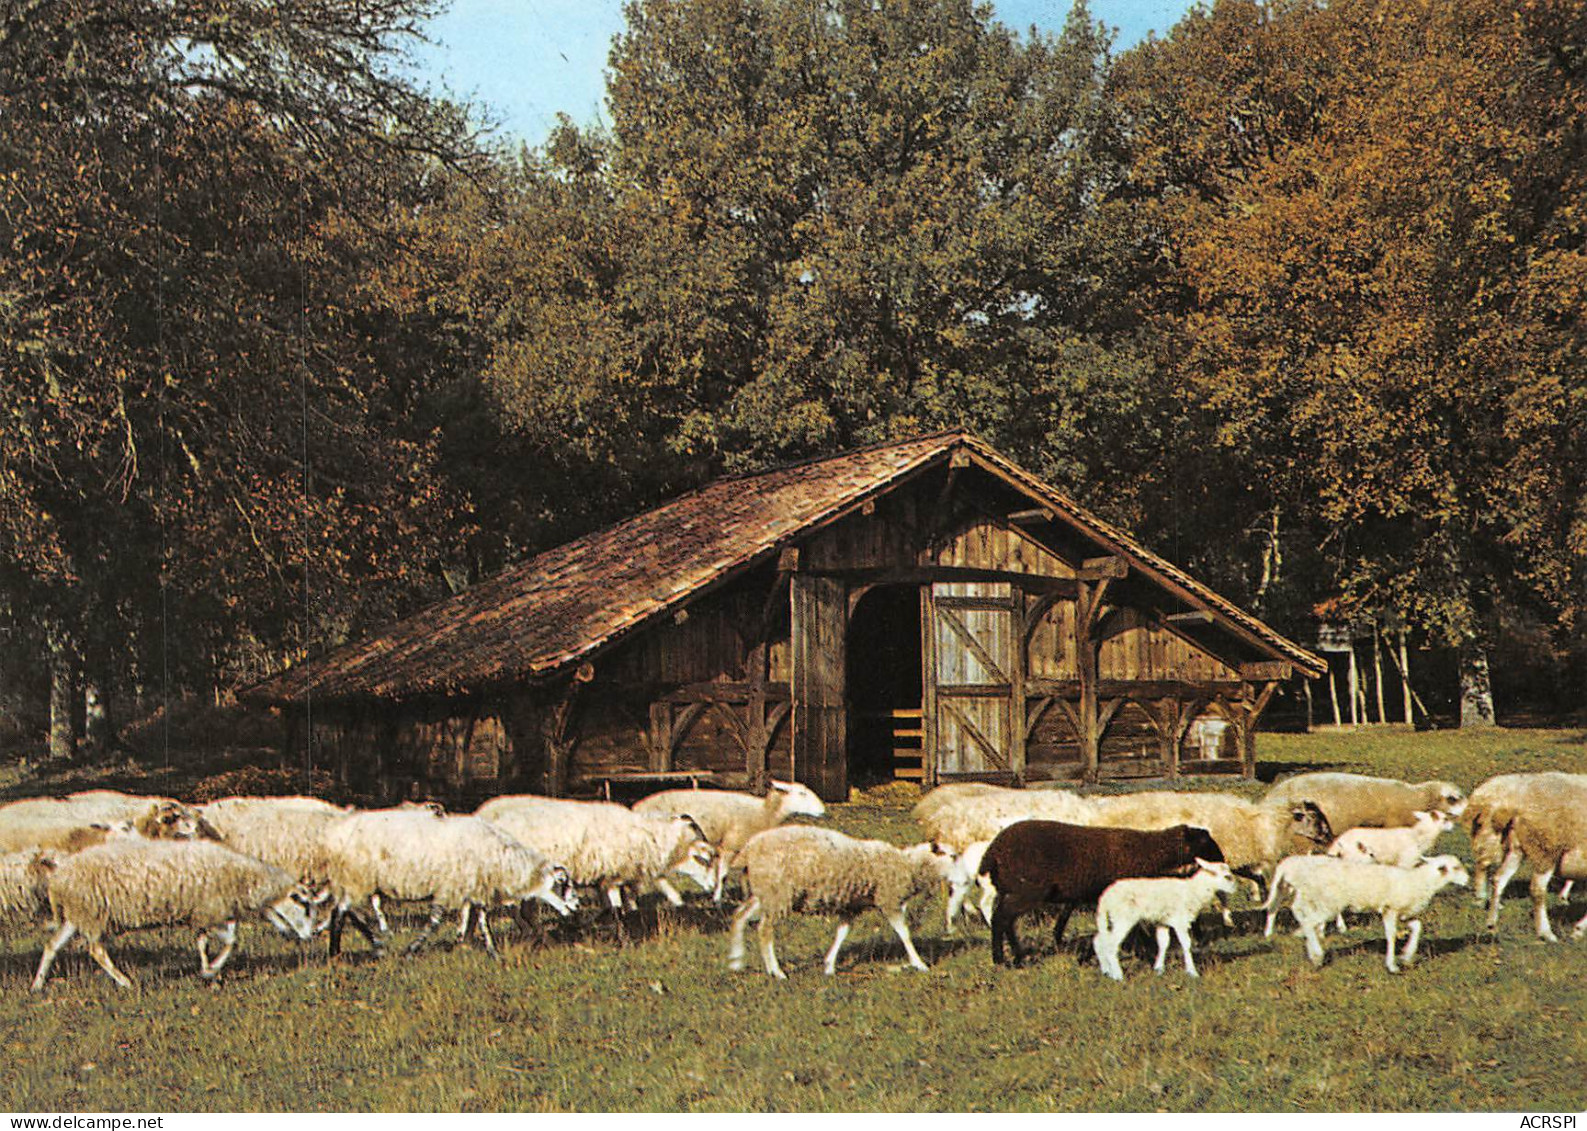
[1459,639,1497,728]
[1398,631,1414,725]
[83,681,113,754]
[47,632,78,762]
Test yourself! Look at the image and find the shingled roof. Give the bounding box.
[244,431,1325,706]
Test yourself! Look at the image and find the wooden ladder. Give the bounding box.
[888,706,925,781]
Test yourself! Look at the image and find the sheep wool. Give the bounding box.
[1272,853,1469,973]
[728,825,953,978]
[33,838,320,990]
[1092,860,1240,981]
[1326,810,1453,869]
[633,781,827,899]
[200,798,353,884]
[916,787,1098,853]
[1479,773,1587,941]
[1086,791,1331,888]
[477,795,713,908]
[1265,773,1466,832]
[321,809,576,957]
[0,849,57,921]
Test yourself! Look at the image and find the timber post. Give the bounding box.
[1075,556,1126,783]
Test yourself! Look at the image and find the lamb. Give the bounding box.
[30,838,325,990]
[1327,810,1455,868]
[475,795,716,910]
[0,849,58,922]
[1265,773,1466,833]
[1091,860,1241,981]
[1477,773,1587,941]
[726,825,955,978]
[632,780,826,900]
[1264,853,1469,973]
[1085,791,1332,896]
[320,809,578,957]
[943,839,995,936]
[978,819,1225,967]
[915,787,1099,853]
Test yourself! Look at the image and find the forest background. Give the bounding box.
[2,0,1583,761]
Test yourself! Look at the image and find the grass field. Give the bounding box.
[1,727,1584,1113]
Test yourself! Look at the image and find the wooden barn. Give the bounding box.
[243,432,1327,803]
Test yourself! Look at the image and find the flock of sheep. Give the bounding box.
[0,767,1581,990]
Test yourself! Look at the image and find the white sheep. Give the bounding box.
[1266,854,1469,973]
[475,795,715,910]
[1265,773,1466,832]
[911,782,1010,826]
[0,793,209,854]
[1085,791,1333,897]
[915,787,1098,853]
[1464,772,1584,906]
[30,838,324,990]
[726,825,954,978]
[1091,859,1241,981]
[1327,810,1455,868]
[320,809,577,957]
[197,796,354,919]
[632,780,826,900]
[943,839,996,936]
[1478,773,1587,941]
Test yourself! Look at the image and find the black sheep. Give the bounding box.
[979,819,1225,966]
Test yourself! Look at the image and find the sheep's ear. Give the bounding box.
[769,780,792,793]
[1412,810,1430,822]
[1194,857,1215,870]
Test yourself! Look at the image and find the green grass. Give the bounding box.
[2,728,1585,1113]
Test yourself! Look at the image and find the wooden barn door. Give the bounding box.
[791,574,848,801]
[924,581,1023,783]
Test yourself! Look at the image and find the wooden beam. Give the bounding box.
[777,547,801,572]
[1165,610,1215,626]
[1007,507,1055,523]
[805,566,1079,595]
[1080,555,1128,580]
[1239,661,1294,681]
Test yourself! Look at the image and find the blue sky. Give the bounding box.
[405,0,1199,148]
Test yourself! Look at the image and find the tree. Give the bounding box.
[0,0,483,754]
[1113,0,1587,722]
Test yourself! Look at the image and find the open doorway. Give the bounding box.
[846,585,924,786]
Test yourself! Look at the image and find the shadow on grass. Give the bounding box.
[1254,760,1357,785]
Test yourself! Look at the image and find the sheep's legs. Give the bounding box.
[756,920,786,979]
[1382,909,1401,973]
[329,905,383,957]
[823,919,852,974]
[885,908,929,973]
[30,921,77,992]
[1158,922,1198,977]
[1487,846,1524,929]
[1092,931,1123,980]
[654,878,686,907]
[476,909,499,958]
[989,903,1024,966]
[198,920,238,979]
[370,894,390,934]
[1398,917,1423,968]
[1051,905,1076,948]
[1530,868,1559,941]
[405,907,446,956]
[1299,919,1326,966]
[86,938,134,989]
[726,895,761,972]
